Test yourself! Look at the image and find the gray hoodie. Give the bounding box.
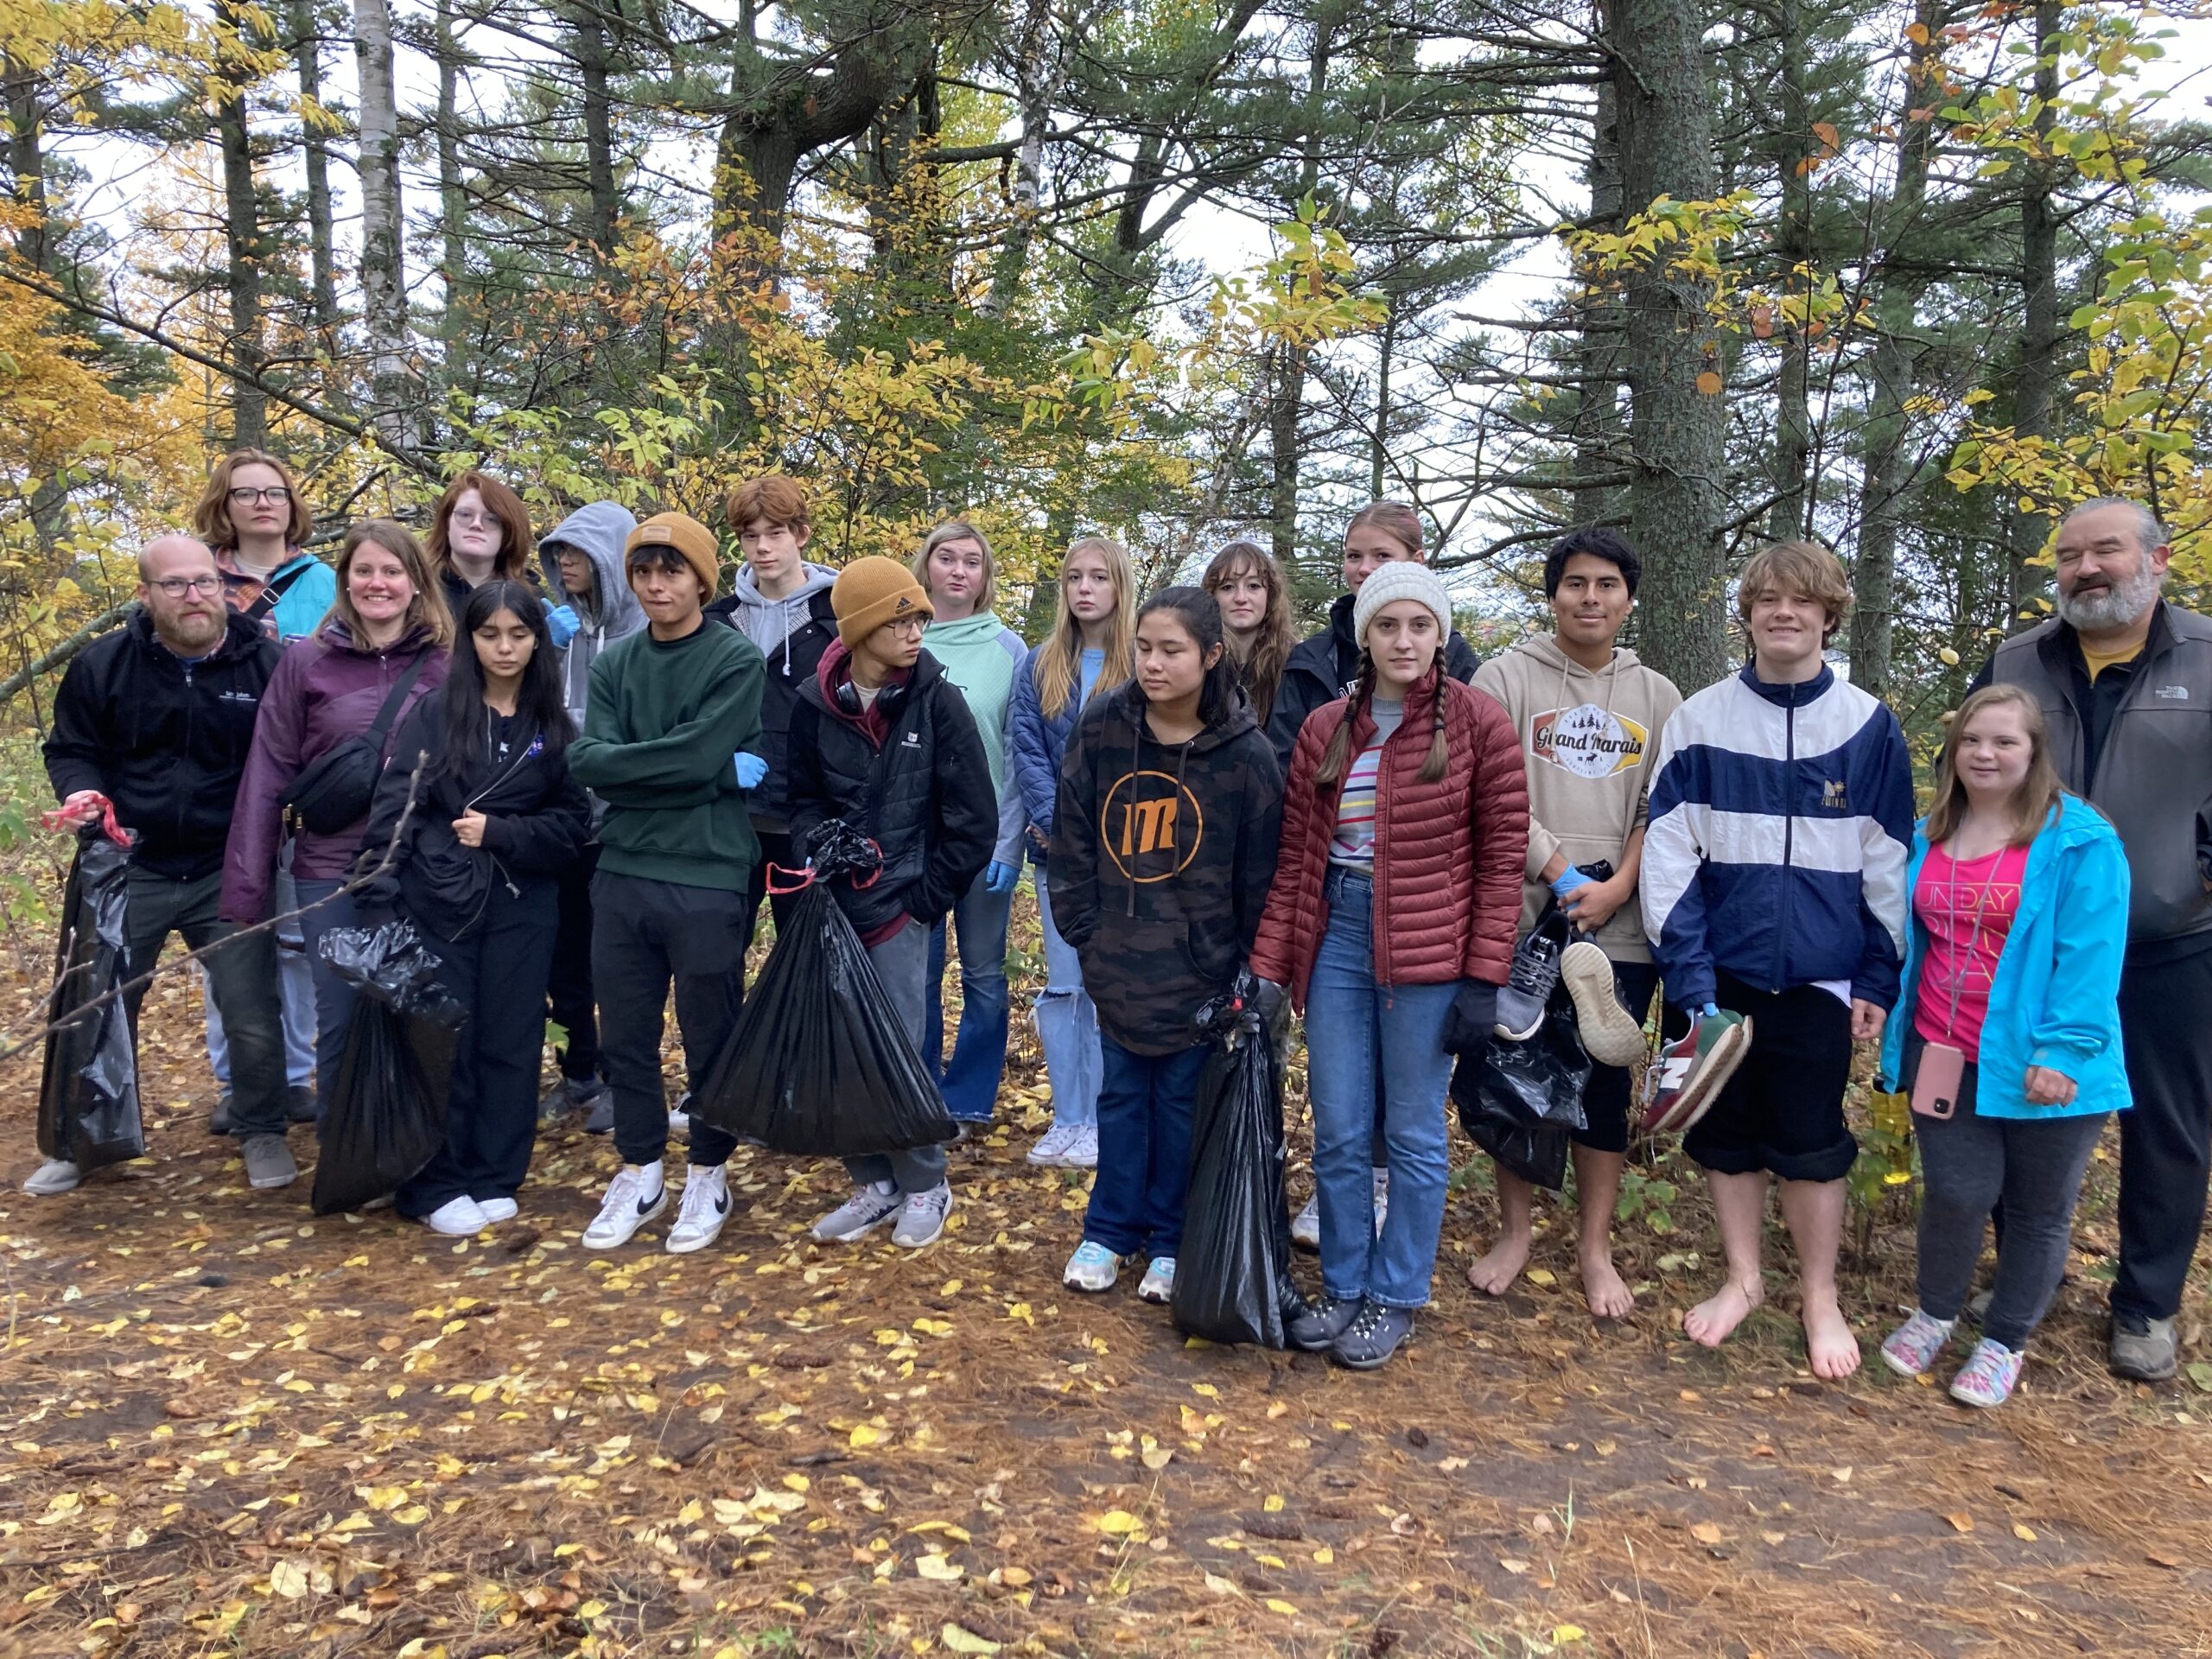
[726,561,840,670]
[538,500,643,731]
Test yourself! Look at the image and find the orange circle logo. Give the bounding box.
[1100,771,1205,882]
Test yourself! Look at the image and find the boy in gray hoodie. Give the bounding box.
[538,499,642,1123]
[1467,528,1683,1319]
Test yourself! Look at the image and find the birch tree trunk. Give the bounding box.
[353,0,416,451]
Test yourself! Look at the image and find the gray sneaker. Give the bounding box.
[583,1092,615,1135]
[24,1158,81,1196]
[1287,1294,1362,1353]
[2110,1313,2178,1382]
[240,1134,298,1191]
[811,1181,902,1243]
[892,1183,953,1249]
[1330,1300,1414,1370]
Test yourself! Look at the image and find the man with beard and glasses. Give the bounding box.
[1976,497,2212,1382]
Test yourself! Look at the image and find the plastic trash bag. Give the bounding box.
[37,829,143,1172]
[691,852,953,1158]
[1451,980,1591,1193]
[312,921,466,1214]
[1172,977,1300,1349]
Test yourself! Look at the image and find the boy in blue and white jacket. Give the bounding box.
[1640,541,1915,1381]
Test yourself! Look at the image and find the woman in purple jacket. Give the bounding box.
[222,520,454,1104]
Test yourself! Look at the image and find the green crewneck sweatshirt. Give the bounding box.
[569,620,766,892]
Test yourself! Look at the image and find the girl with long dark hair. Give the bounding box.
[1203,538,1296,727]
[355,580,590,1234]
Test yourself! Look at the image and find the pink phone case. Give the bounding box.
[1912,1042,1966,1121]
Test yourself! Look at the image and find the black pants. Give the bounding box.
[1683,973,1856,1183]
[397,882,559,1217]
[546,842,601,1083]
[2113,946,2212,1322]
[741,830,802,956]
[124,866,288,1138]
[592,870,747,1168]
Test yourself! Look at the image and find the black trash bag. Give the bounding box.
[37,829,143,1172]
[690,871,954,1158]
[1450,980,1592,1193]
[1172,977,1300,1349]
[312,921,467,1215]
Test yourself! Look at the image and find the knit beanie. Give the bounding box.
[1352,561,1453,648]
[626,512,721,598]
[832,556,934,647]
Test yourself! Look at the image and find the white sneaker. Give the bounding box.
[583,1162,666,1249]
[811,1180,901,1243]
[24,1158,81,1196]
[1137,1256,1177,1304]
[1291,1192,1320,1249]
[1027,1122,1079,1166]
[423,1196,489,1236]
[1065,1125,1098,1168]
[1373,1167,1390,1236]
[1560,940,1648,1067]
[665,1164,731,1255]
[892,1182,953,1249]
[1064,1240,1122,1292]
[476,1198,519,1224]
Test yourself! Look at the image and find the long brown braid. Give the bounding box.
[1314,652,1449,786]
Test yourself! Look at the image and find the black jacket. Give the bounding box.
[786,644,996,938]
[1266,591,1481,770]
[705,585,838,828]
[354,697,589,938]
[1049,683,1283,1056]
[43,609,282,880]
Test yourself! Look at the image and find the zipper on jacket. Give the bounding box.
[176,657,196,846]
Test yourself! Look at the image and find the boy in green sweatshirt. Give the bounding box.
[569,512,766,1255]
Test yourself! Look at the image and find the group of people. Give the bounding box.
[26,452,2211,1395]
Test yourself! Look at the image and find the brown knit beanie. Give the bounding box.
[625,512,721,599]
[832,555,934,647]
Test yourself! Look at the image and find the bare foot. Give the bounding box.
[1465,1233,1532,1296]
[1683,1275,1763,1347]
[1802,1292,1861,1380]
[1580,1249,1636,1320]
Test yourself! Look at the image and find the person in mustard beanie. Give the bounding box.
[627,512,721,600]
[791,553,996,1249]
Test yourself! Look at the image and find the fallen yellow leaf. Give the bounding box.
[1554,1625,1586,1643]
[1943,1512,1974,1534]
[940,1624,1001,1655]
[1097,1510,1144,1535]
[1262,1494,1284,1513]
[915,1554,963,1580]
[1525,1268,1557,1287]
[2013,1523,2038,1542]
[849,1424,883,1448]
[1691,1521,1724,1545]
[1264,1599,1298,1616]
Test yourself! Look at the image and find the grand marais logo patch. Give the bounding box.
[1530,703,1649,779]
[1102,771,1205,882]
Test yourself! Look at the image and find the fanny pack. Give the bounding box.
[279,655,429,836]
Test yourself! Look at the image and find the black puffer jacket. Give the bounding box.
[786,643,995,939]
[354,697,589,938]
[43,609,281,880]
[1265,590,1481,770]
[705,582,838,828]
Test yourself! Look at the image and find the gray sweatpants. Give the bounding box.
[1908,1033,2108,1351]
[843,918,949,1195]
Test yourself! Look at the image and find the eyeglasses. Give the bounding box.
[149,575,225,598]
[881,616,928,639]
[227,486,291,505]
[448,510,498,531]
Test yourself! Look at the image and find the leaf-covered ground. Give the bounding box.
[3,887,2210,1659]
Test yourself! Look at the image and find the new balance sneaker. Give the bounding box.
[1027,1122,1084,1167]
[1879,1308,1956,1378]
[1949,1338,2025,1408]
[1560,942,1648,1067]
[1495,918,1567,1042]
[1064,1241,1122,1292]
[1637,1009,1751,1135]
[1137,1256,1177,1304]
[665,1163,731,1255]
[423,1196,489,1237]
[23,1158,81,1197]
[475,1197,519,1224]
[892,1183,953,1249]
[1291,1192,1321,1249]
[811,1180,901,1243]
[583,1161,666,1249]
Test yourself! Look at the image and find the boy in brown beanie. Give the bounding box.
[787,556,996,1248]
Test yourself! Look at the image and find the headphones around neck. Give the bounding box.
[835,673,912,720]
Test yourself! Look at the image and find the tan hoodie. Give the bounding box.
[1472,635,1682,962]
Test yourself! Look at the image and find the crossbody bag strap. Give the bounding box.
[242,556,315,626]
[366,653,433,759]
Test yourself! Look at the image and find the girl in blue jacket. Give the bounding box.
[1877,684,2131,1408]
[1005,537,1135,1168]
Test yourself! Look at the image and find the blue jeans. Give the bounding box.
[1304,868,1459,1308]
[1084,1034,1208,1260]
[924,868,1014,1122]
[1032,871,1100,1129]
[296,876,365,1107]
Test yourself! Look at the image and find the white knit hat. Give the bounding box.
[1352,561,1453,647]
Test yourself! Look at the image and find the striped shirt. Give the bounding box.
[1328,696,1403,868]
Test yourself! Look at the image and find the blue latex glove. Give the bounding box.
[734,752,768,790]
[984,860,1019,894]
[544,601,582,647]
[1549,865,1597,902]
[1702,1002,1720,1018]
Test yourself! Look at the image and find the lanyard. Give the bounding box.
[1938,844,2006,1040]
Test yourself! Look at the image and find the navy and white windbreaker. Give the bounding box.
[1639,664,1915,1013]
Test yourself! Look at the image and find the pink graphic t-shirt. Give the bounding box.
[1912,841,2030,1059]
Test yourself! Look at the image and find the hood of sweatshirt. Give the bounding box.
[537,501,641,631]
[728,561,838,664]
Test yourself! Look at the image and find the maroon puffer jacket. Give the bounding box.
[220,620,449,921]
[1249,669,1528,1007]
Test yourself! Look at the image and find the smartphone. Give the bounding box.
[1911,1041,1966,1121]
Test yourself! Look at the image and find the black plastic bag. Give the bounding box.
[37,830,143,1171]
[1451,981,1591,1192]
[691,863,954,1158]
[312,921,467,1214]
[1172,981,1299,1349]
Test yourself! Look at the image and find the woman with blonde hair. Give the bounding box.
[1203,538,1296,726]
[222,520,454,1109]
[1006,535,1135,1166]
[1875,684,2132,1407]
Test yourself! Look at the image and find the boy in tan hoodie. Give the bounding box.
[1467,528,1683,1319]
